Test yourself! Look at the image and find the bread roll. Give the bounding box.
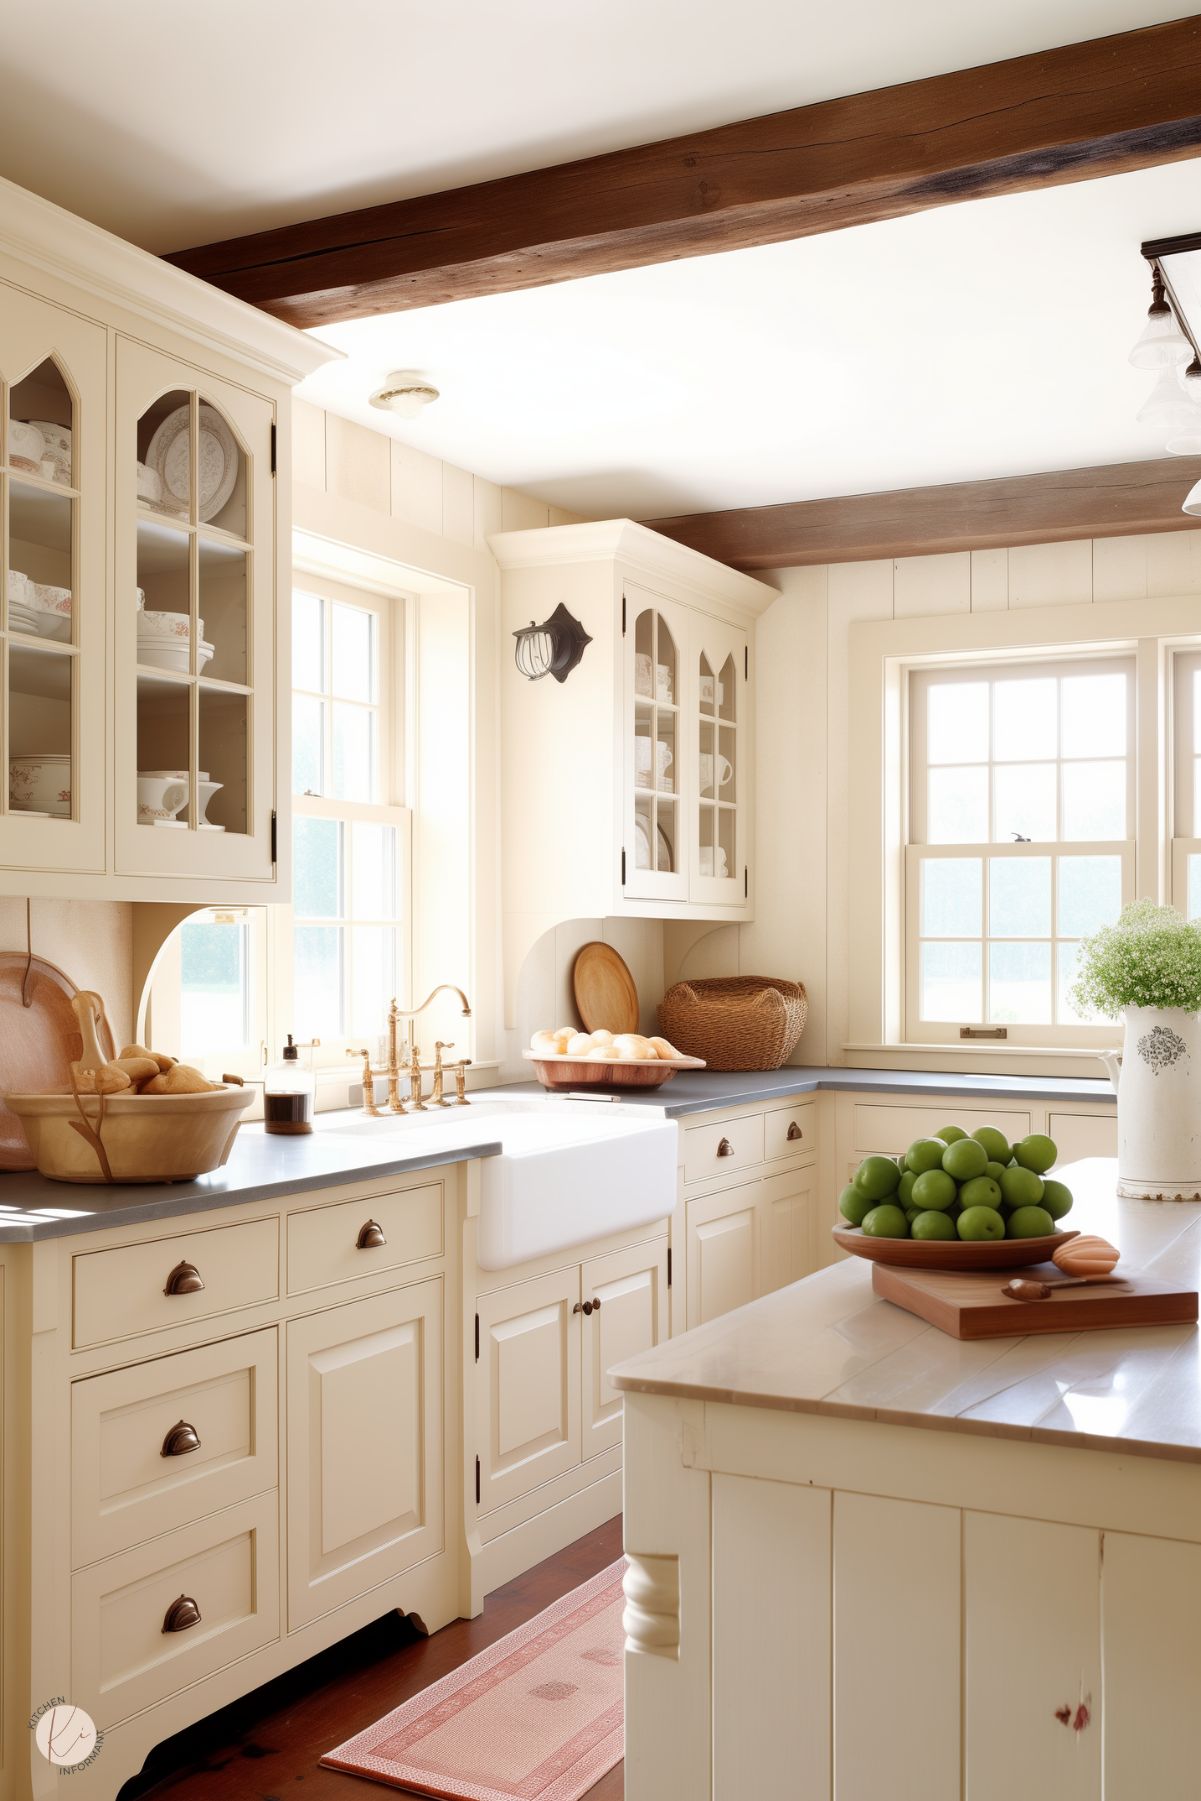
[531,1030,561,1056]
[648,1036,680,1061]
[113,1055,161,1088]
[565,1032,595,1056]
[119,1043,176,1072]
[591,1028,615,1045]
[613,1033,653,1059]
[142,1064,214,1095]
[72,1062,132,1095]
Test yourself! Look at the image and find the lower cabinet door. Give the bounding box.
[476,1267,581,1514]
[580,1239,668,1461]
[286,1278,444,1631]
[759,1167,816,1293]
[686,1182,761,1329]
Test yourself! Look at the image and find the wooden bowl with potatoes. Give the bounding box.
[524,1027,706,1090]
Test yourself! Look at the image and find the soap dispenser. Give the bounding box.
[264,1035,315,1134]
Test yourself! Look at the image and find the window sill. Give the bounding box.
[841,1042,1116,1084]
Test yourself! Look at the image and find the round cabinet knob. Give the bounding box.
[786,1121,804,1142]
[163,1260,205,1296]
[356,1220,387,1249]
[591,1296,602,1310]
[162,1594,202,1634]
[161,1420,202,1458]
[717,1137,734,1157]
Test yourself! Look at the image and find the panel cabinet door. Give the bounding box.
[580,1238,668,1461]
[475,1266,581,1514]
[286,1279,444,1630]
[964,1512,1101,1801]
[688,612,748,906]
[623,581,690,903]
[0,281,107,877]
[685,1181,761,1329]
[759,1166,816,1293]
[1047,1111,1117,1164]
[1102,1530,1201,1798]
[114,335,277,885]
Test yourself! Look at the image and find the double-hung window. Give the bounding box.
[906,657,1135,1046]
[1173,650,1201,921]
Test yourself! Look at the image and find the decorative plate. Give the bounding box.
[832,1225,1079,1272]
[145,403,239,524]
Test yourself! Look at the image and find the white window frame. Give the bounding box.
[1172,648,1201,919]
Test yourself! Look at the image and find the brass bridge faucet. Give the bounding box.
[349,986,473,1115]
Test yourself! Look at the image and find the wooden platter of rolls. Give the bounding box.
[524,1026,705,1089]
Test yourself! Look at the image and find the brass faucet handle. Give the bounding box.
[434,1041,454,1066]
[453,1058,473,1105]
[408,1042,427,1110]
[347,1048,383,1116]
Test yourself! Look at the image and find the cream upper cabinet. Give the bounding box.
[493,519,775,992]
[0,173,331,898]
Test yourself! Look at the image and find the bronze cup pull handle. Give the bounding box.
[162,1594,202,1634]
[717,1137,734,1157]
[786,1121,804,1142]
[164,1260,204,1296]
[356,1220,386,1249]
[161,1420,201,1458]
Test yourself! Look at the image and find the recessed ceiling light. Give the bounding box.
[369,370,440,418]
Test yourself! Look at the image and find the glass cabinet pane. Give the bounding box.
[198,538,247,685]
[198,688,249,835]
[9,358,74,486]
[697,646,739,882]
[632,605,678,878]
[8,645,73,818]
[9,480,74,642]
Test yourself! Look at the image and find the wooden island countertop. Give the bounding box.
[612,1158,1201,1466]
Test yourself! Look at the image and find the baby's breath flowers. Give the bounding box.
[1071,901,1201,1020]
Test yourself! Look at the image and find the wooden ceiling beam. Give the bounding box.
[167,18,1201,328]
[644,459,1201,570]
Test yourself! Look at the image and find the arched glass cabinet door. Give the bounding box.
[114,337,276,885]
[0,285,106,879]
[694,622,747,902]
[624,584,688,902]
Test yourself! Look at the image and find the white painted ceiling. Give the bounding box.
[0,0,1189,252]
[299,160,1201,518]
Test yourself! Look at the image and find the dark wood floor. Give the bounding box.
[121,1516,625,1801]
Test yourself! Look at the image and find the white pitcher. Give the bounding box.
[1100,1004,1201,1200]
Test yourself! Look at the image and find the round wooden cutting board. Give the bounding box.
[572,942,639,1034]
[0,954,115,1170]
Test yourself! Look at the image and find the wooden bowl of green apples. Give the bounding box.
[832,1124,1079,1271]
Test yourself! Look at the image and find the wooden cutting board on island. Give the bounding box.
[871,1260,1198,1338]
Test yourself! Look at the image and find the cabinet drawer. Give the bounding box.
[764,1101,816,1163]
[72,1492,279,1728]
[684,1113,765,1184]
[73,1218,279,1350]
[287,1182,443,1296]
[851,1104,1033,1158]
[71,1330,278,1567]
[1047,1111,1117,1164]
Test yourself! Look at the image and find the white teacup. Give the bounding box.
[656,662,673,701]
[634,651,653,697]
[635,736,673,781]
[699,752,733,792]
[699,675,725,708]
[699,846,729,876]
[137,775,188,823]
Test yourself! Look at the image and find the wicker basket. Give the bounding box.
[658,977,808,1071]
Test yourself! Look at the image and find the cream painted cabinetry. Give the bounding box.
[0,173,330,899]
[0,1163,469,1801]
[492,519,776,1000]
[675,1099,820,1332]
[467,1223,668,1610]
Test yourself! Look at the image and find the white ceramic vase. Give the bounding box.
[1099,1005,1201,1200]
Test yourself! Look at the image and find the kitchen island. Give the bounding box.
[612,1159,1201,1801]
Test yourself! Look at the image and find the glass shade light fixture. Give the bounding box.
[1166,358,1201,455]
[1137,363,1197,432]
[1182,474,1201,518]
[512,602,592,683]
[1129,268,1190,368]
[368,370,440,418]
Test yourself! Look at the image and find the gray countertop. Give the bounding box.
[0,1117,504,1242]
[500,1064,1116,1118]
[612,1159,1201,1466]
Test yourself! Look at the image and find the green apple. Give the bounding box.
[942,1138,988,1182]
[839,1184,875,1226]
[984,1160,1008,1183]
[854,1155,903,1200]
[912,1209,957,1240]
[862,1203,909,1238]
[999,1164,1044,1209]
[1013,1133,1057,1174]
[935,1125,968,1144]
[959,1175,1003,1211]
[905,1137,947,1175]
[904,1204,923,1224]
[911,1168,957,1210]
[1041,1178,1074,1220]
[971,1126,1013,1164]
[957,1205,1006,1242]
[898,1169,918,1206]
[1006,1204,1055,1239]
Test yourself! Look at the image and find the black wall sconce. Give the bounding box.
[512,602,592,683]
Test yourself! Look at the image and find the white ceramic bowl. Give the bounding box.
[137,608,197,641]
[136,774,189,823]
[9,420,45,471]
[137,638,213,675]
[8,604,41,637]
[27,420,70,481]
[10,752,71,817]
[7,569,30,604]
[26,583,72,641]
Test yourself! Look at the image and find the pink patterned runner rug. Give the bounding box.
[321,1559,626,1799]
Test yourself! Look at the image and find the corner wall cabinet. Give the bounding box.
[492,520,777,998]
[0,174,332,899]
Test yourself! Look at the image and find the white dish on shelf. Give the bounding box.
[26,420,70,482]
[136,774,188,823]
[137,638,214,674]
[8,420,45,473]
[9,752,70,818]
[138,608,202,640]
[8,605,41,636]
[136,461,163,505]
[145,402,238,523]
[24,584,72,643]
